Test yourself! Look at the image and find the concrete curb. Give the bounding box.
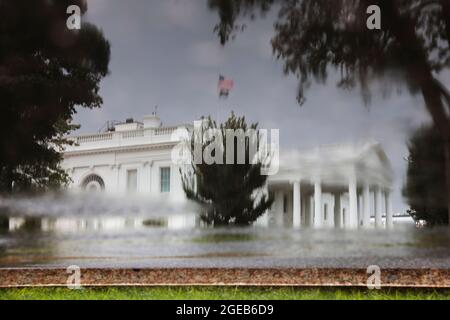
[0,267,449,288]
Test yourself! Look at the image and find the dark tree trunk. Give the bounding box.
[445,139,450,225]
[417,69,450,229]
[416,83,450,226]
[441,0,450,225]
[379,1,450,226]
[5,166,13,194]
[0,217,8,232]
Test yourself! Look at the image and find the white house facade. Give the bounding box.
[62,115,187,202]
[62,115,394,229]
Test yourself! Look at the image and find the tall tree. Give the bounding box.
[404,125,448,226]
[0,0,110,192]
[209,0,450,225]
[181,112,274,226]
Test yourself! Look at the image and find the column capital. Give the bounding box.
[313,176,321,184]
[383,187,393,193]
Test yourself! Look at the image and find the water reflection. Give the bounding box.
[0,215,448,269]
[0,193,448,269]
[5,216,198,233]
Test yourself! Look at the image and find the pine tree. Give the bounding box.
[181,112,273,226]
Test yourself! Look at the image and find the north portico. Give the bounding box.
[62,115,394,228]
[267,143,394,228]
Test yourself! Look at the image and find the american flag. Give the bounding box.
[218,75,234,98]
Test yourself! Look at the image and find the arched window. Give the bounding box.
[81,174,105,191]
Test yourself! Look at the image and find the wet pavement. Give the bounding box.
[0,216,449,269]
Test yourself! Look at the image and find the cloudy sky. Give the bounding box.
[76,0,447,212]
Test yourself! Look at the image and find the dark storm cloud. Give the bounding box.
[75,0,443,213]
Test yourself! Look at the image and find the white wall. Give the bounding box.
[63,146,186,202]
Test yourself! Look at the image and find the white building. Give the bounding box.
[62,115,394,229]
[63,115,187,203]
[267,144,394,228]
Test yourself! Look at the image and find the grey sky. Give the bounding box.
[75,0,446,213]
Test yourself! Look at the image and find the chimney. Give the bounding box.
[143,114,162,129]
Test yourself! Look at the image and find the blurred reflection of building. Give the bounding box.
[7,216,198,232]
[63,116,394,229]
[267,143,394,229]
[63,115,188,203]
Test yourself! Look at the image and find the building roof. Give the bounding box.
[271,141,393,188]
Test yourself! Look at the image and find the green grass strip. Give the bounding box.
[0,286,449,300]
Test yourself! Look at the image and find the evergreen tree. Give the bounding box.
[181,112,274,226]
[0,0,110,192]
[404,126,448,226]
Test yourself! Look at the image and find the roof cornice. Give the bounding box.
[63,141,177,157]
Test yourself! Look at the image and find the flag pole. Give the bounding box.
[217,75,221,125]
[217,98,219,125]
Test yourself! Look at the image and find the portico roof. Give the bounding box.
[269,141,393,188]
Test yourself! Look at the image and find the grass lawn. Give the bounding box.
[0,287,449,300]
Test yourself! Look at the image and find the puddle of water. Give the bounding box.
[0,193,448,269]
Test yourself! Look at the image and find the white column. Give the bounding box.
[333,192,341,228]
[375,186,383,228]
[301,194,307,226]
[385,190,393,228]
[292,180,301,228]
[348,175,358,228]
[362,182,371,227]
[258,183,270,227]
[358,194,363,226]
[314,179,323,227]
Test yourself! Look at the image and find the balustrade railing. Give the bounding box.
[73,126,178,145]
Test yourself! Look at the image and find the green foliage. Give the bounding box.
[208,0,274,45]
[209,0,450,104]
[209,0,450,225]
[181,112,273,226]
[404,126,448,225]
[0,0,110,192]
[1,287,449,300]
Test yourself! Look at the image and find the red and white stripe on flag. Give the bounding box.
[218,75,234,97]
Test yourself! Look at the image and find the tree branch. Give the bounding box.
[409,0,442,19]
[434,78,450,115]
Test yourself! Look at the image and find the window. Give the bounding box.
[127,169,137,193]
[160,167,170,193]
[81,174,105,191]
[324,204,328,221]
